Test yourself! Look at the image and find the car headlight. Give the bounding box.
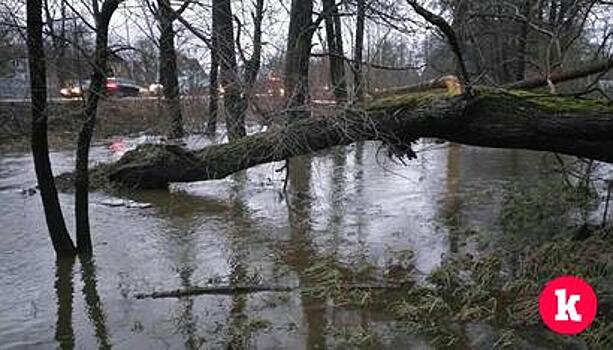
[149,84,162,92]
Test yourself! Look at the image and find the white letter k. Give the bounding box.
[554,289,582,322]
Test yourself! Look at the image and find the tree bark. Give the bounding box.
[516,0,533,81]
[206,7,220,135]
[106,90,613,189]
[323,0,347,101]
[353,0,365,102]
[75,0,120,255]
[27,0,76,257]
[243,0,265,94]
[214,0,246,141]
[284,0,315,118]
[158,0,184,139]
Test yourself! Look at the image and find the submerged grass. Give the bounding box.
[392,233,612,348]
[389,171,612,349]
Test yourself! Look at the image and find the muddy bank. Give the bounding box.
[0,98,211,151]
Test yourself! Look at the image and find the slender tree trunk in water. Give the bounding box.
[213,0,246,141]
[323,0,347,102]
[158,0,183,139]
[75,0,120,255]
[206,15,219,135]
[284,0,314,119]
[27,0,76,257]
[353,0,365,102]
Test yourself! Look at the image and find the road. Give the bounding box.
[0,96,195,103]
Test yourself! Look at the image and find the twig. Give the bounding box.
[135,285,294,299]
[134,283,405,299]
[603,180,612,227]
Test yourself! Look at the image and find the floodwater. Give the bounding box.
[0,134,609,349]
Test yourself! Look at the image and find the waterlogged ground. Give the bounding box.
[0,133,611,349]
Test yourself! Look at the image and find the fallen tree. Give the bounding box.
[103,88,613,189]
[505,57,613,90]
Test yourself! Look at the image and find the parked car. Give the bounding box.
[148,83,164,96]
[60,77,142,98]
[60,80,89,98]
[105,77,141,97]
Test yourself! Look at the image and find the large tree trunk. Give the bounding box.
[214,0,246,141]
[158,0,184,139]
[105,89,613,189]
[75,0,120,255]
[323,0,347,101]
[284,0,315,118]
[27,0,76,257]
[353,0,365,102]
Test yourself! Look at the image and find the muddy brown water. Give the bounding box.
[0,134,609,349]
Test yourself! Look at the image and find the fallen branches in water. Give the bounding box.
[134,283,404,299]
[134,285,294,299]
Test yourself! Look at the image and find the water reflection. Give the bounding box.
[80,257,112,350]
[54,256,111,350]
[443,143,462,256]
[177,265,200,350]
[127,190,208,349]
[54,258,75,350]
[227,172,251,350]
[286,156,328,350]
[3,138,610,349]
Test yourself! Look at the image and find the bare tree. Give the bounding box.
[206,8,219,135]
[284,0,315,118]
[26,0,76,257]
[158,0,183,139]
[75,0,122,255]
[323,0,347,101]
[238,0,265,95]
[353,0,366,101]
[407,0,471,88]
[214,0,246,141]
[516,0,534,81]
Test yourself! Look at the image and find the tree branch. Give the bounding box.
[406,0,471,88]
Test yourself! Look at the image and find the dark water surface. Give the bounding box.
[0,135,608,349]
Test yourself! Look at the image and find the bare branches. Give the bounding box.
[311,52,424,71]
[406,0,471,89]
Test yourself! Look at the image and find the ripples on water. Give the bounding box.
[0,134,607,349]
